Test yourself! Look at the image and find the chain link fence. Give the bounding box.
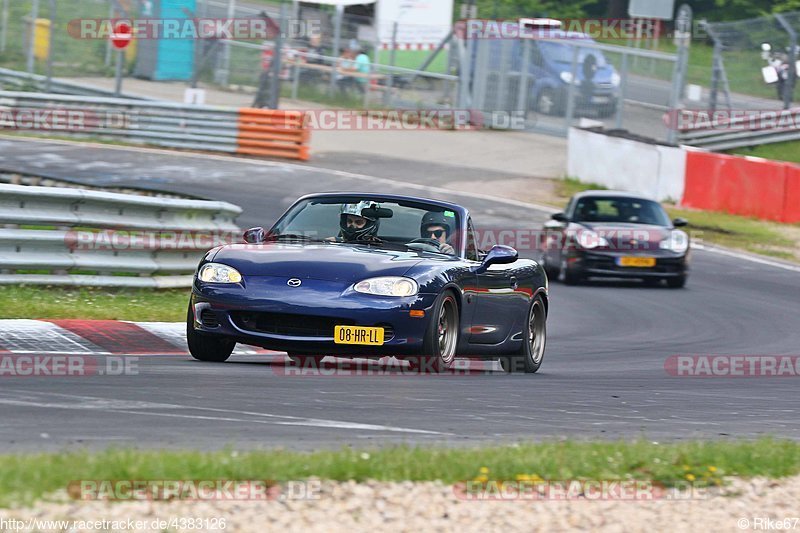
[702,10,800,111]
[460,28,680,141]
[0,0,456,110]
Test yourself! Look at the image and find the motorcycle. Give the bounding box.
[761,43,799,103]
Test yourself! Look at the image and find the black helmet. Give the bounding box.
[420,211,452,238]
[340,201,380,241]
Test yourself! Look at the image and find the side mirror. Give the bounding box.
[551,212,569,223]
[672,217,688,228]
[243,227,267,244]
[476,245,518,273]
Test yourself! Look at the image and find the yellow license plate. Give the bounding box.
[618,257,657,268]
[334,326,385,345]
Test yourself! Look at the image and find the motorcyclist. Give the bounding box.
[420,211,455,255]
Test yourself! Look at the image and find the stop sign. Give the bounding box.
[111,21,133,50]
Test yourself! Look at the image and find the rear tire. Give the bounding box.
[500,295,547,374]
[409,291,459,373]
[541,253,560,280]
[186,305,235,362]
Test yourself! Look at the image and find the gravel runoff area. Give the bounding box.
[0,476,798,532]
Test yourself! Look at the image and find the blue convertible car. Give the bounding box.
[187,193,549,373]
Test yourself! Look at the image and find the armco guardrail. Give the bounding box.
[676,107,800,151]
[0,68,151,100]
[0,91,311,161]
[0,184,242,288]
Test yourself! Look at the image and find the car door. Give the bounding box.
[467,219,522,345]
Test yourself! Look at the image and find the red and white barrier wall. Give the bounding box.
[567,127,800,223]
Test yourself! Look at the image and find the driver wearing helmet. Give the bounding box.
[420,211,455,255]
[337,201,381,242]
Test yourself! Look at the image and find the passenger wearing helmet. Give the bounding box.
[420,211,455,255]
[338,201,381,242]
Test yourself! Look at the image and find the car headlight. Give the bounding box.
[354,277,418,297]
[198,263,242,283]
[659,231,689,254]
[611,72,621,86]
[560,71,580,85]
[576,230,609,250]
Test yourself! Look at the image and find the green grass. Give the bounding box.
[1,439,799,506]
[729,140,800,165]
[664,205,797,260]
[555,176,604,201]
[376,49,449,75]
[0,286,188,321]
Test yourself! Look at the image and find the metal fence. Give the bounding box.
[460,32,681,141]
[0,67,151,98]
[702,11,800,112]
[194,40,459,111]
[0,90,241,152]
[0,0,454,109]
[0,91,312,159]
[0,183,242,288]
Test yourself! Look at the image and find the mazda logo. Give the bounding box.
[287,278,302,287]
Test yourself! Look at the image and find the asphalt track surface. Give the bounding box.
[1,137,799,451]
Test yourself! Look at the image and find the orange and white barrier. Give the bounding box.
[236,108,311,161]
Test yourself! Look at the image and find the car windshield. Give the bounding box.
[539,40,607,66]
[572,197,671,226]
[270,197,462,256]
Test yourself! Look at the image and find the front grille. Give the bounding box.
[231,312,355,338]
[200,310,220,328]
[376,323,395,342]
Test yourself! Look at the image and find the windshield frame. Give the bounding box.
[269,194,468,258]
[569,196,672,226]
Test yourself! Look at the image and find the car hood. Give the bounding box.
[210,243,425,282]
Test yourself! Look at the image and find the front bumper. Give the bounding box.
[566,249,689,279]
[190,276,439,355]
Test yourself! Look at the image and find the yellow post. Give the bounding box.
[33,17,50,60]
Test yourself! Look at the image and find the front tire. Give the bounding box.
[500,295,547,374]
[186,305,235,362]
[408,291,459,373]
[559,258,583,285]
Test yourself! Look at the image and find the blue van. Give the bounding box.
[528,31,621,117]
[477,26,622,118]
